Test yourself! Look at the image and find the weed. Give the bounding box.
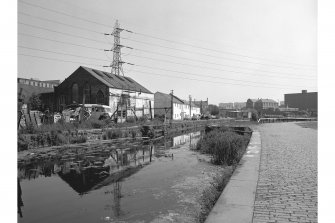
[195,129,250,165]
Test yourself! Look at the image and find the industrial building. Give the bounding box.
[54,66,154,120]
[284,90,317,113]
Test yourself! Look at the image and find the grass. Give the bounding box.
[197,168,233,223]
[17,130,87,151]
[195,127,250,165]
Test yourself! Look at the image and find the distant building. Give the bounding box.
[254,99,279,110]
[246,99,258,109]
[17,77,60,111]
[284,90,317,112]
[219,103,234,109]
[54,66,154,119]
[193,99,209,115]
[233,102,246,110]
[154,92,200,120]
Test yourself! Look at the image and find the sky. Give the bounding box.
[18,0,317,104]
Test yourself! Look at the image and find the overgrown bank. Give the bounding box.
[18,118,234,151]
[194,126,252,222]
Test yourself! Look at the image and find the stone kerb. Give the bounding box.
[205,131,261,223]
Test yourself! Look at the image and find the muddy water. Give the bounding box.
[18,131,226,223]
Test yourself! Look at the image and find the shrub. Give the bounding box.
[18,135,29,151]
[138,116,148,122]
[104,129,123,139]
[251,111,259,122]
[195,129,249,165]
[69,135,87,144]
[126,117,136,123]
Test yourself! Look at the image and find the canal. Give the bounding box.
[18,130,227,223]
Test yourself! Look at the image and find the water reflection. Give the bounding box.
[18,130,202,221]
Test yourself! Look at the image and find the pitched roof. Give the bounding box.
[182,100,199,108]
[81,66,152,94]
[248,99,258,102]
[155,91,185,104]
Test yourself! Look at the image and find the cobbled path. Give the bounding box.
[252,122,317,223]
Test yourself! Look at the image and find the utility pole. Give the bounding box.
[189,95,192,118]
[170,90,174,122]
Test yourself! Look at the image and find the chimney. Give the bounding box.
[302,90,307,94]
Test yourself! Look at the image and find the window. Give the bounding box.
[83,83,90,103]
[46,83,50,88]
[96,90,104,104]
[71,83,79,103]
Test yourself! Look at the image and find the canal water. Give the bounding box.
[18,130,226,223]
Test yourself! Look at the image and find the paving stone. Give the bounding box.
[252,123,317,223]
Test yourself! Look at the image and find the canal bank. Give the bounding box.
[205,130,261,223]
[205,121,317,223]
[18,119,235,152]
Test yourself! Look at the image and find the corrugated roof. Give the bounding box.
[81,66,152,94]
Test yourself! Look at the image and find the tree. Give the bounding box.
[208,104,219,116]
[28,93,42,111]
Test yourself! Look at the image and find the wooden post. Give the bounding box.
[149,100,153,120]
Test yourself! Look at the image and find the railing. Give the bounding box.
[258,117,317,123]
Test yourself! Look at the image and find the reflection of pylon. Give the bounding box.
[112,181,122,217]
[112,20,123,76]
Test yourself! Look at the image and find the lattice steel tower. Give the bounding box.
[111,20,124,76]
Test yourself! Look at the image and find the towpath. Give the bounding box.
[253,122,317,223]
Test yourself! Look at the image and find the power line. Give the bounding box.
[124,69,313,90]
[132,64,316,88]
[132,31,316,69]
[20,0,316,70]
[18,45,110,62]
[18,52,315,90]
[19,22,109,45]
[129,48,316,78]
[18,32,105,51]
[18,20,315,79]
[120,36,317,72]
[18,11,104,34]
[124,52,315,80]
[19,0,113,28]
[18,53,104,67]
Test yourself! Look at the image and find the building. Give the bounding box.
[284,90,317,112]
[234,102,246,110]
[54,66,154,119]
[254,99,279,110]
[246,99,258,109]
[193,99,209,115]
[154,92,200,120]
[17,77,60,111]
[219,103,234,109]
[219,102,246,110]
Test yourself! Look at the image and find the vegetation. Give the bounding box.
[195,127,250,165]
[208,104,219,116]
[28,93,42,111]
[17,130,87,151]
[198,169,233,223]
